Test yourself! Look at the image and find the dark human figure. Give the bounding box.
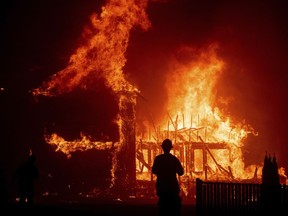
[152,139,184,216]
[13,153,39,205]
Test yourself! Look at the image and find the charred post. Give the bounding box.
[112,91,137,196]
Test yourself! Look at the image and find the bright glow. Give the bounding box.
[33,0,266,185]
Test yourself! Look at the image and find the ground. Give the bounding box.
[2,197,196,216]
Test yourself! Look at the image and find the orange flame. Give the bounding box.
[163,44,254,145]
[33,0,264,184]
[148,44,258,181]
[33,0,151,189]
[33,0,150,156]
[33,0,150,96]
[45,132,114,158]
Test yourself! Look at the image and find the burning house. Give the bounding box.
[31,0,262,199]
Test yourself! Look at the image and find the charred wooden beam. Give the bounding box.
[112,91,137,196]
[136,150,151,172]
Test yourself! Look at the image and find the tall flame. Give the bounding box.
[153,44,257,180]
[33,0,150,96]
[164,44,253,145]
[33,0,151,191]
[32,0,264,184]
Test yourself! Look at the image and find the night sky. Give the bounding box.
[1,0,288,191]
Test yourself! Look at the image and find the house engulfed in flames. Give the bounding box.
[32,0,261,198]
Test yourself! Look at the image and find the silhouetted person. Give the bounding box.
[13,153,39,205]
[152,139,184,216]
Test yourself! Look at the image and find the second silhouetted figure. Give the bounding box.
[13,153,39,205]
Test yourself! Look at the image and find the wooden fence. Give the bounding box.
[196,178,288,215]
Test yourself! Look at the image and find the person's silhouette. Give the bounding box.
[13,153,39,205]
[152,139,184,216]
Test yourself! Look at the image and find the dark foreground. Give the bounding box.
[2,198,196,216]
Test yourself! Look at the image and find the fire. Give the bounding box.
[32,0,264,195]
[32,0,150,96]
[137,44,258,182]
[162,44,251,146]
[164,45,256,180]
[45,132,114,158]
[33,0,150,153]
[32,0,151,190]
